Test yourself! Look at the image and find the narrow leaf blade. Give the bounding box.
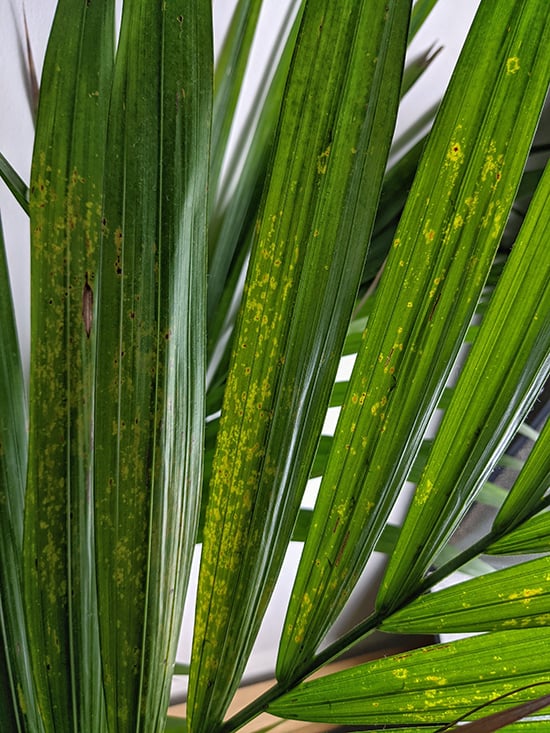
[22,1,114,729]
[278,0,550,679]
[269,630,550,726]
[93,2,212,730]
[189,1,411,728]
[378,156,550,612]
[381,555,550,634]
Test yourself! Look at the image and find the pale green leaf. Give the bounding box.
[269,630,550,726]
[381,555,550,633]
[189,2,411,728]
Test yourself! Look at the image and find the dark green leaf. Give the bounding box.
[92,2,211,731]
[22,1,114,729]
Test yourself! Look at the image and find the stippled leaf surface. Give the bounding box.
[22,1,114,729]
[92,2,211,731]
[189,1,411,729]
[378,157,550,612]
[277,0,550,681]
[381,555,550,634]
[269,630,550,726]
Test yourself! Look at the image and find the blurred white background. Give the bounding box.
[0,0,481,700]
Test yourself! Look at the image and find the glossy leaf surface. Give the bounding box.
[189,1,411,728]
[278,0,550,681]
[270,630,550,725]
[92,2,211,731]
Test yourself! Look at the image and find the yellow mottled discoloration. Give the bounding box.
[317,144,331,174]
[453,213,464,229]
[508,587,544,601]
[447,141,464,165]
[506,56,520,74]
[415,478,433,505]
[426,675,447,686]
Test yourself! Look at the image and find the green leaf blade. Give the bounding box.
[381,556,550,634]
[492,409,550,534]
[0,215,41,731]
[278,0,550,681]
[378,156,550,613]
[93,2,211,730]
[189,1,412,728]
[22,1,114,729]
[269,630,550,726]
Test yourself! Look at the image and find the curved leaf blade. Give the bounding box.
[189,1,412,728]
[278,0,550,680]
[492,409,550,534]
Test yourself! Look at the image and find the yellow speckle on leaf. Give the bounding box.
[453,213,464,229]
[506,56,520,74]
[393,668,408,679]
[407,301,413,308]
[447,141,464,165]
[317,144,331,174]
[416,478,433,505]
[393,237,401,248]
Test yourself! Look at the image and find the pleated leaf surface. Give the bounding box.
[92,1,211,730]
[189,1,411,729]
[381,555,550,633]
[378,150,550,613]
[277,0,550,681]
[269,630,550,726]
[22,1,114,729]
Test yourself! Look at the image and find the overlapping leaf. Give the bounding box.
[492,408,550,535]
[22,1,114,729]
[0,217,40,731]
[189,1,411,729]
[269,630,550,726]
[378,158,550,612]
[93,1,211,731]
[381,555,550,634]
[277,0,550,682]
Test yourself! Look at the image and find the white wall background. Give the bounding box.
[0,0,481,700]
